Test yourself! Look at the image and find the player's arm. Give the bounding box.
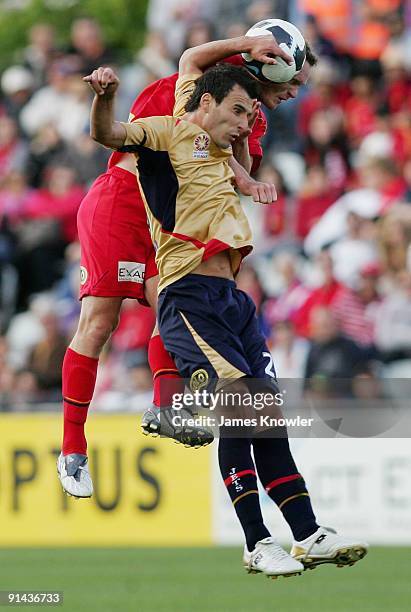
[85,67,170,151]
[231,157,277,204]
[229,102,276,203]
[179,34,292,75]
[84,67,127,149]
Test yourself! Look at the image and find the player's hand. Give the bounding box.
[83,67,120,97]
[247,34,293,65]
[237,174,277,204]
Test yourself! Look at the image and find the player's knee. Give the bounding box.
[77,311,118,351]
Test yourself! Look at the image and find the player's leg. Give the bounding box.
[240,298,368,569]
[218,407,302,577]
[58,295,122,498]
[217,380,271,554]
[141,269,213,447]
[158,275,303,577]
[58,166,147,496]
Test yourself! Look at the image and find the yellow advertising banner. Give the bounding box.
[0,414,211,546]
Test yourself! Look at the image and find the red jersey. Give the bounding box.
[109,68,267,174]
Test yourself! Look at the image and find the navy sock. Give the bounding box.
[218,435,271,552]
[252,429,318,541]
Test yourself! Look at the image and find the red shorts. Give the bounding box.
[78,166,157,304]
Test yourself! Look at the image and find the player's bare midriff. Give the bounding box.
[192,251,234,280]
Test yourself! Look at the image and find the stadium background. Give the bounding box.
[0,1,411,611]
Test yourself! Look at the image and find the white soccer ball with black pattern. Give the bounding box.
[242,19,306,84]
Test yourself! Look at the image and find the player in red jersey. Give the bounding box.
[58,31,316,499]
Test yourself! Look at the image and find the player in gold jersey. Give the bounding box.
[86,60,368,578]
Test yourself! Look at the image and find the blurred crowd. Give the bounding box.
[2,0,411,412]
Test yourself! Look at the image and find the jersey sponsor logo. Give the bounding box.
[118,261,145,284]
[190,368,209,392]
[193,133,210,160]
[80,266,88,285]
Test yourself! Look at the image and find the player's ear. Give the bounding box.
[200,92,212,112]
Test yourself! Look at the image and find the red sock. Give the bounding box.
[148,335,183,408]
[62,347,98,456]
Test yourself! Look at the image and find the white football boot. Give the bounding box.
[57,453,93,498]
[291,527,368,570]
[243,537,304,579]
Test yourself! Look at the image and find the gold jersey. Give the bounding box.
[118,73,253,294]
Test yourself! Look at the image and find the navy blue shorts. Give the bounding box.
[158,274,278,392]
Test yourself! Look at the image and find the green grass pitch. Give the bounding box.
[0,547,410,612]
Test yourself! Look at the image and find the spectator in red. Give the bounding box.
[255,163,288,237]
[380,45,411,116]
[294,250,343,337]
[344,75,379,147]
[359,156,407,212]
[264,252,310,327]
[111,300,156,354]
[357,109,407,168]
[24,164,85,243]
[0,171,32,225]
[298,59,346,139]
[295,165,342,239]
[304,109,350,189]
[331,262,381,348]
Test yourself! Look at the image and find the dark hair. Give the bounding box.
[185,64,260,112]
[305,41,318,67]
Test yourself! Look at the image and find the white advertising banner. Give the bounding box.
[212,438,411,546]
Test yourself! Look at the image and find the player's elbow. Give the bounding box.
[179,48,196,75]
[90,126,114,149]
[90,127,100,143]
[90,131,109,148]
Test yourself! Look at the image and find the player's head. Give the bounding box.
[185,64,260,148]
[257,42,318,110]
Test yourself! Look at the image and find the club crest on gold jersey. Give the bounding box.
[193,133,210,159]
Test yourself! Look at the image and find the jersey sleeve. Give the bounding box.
[248,109,267,174]
[117,116,172,152]
[128,74,178,121]
[173,73,201,118]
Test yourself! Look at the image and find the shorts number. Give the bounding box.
[263,352,276,379]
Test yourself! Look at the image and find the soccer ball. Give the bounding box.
[242,19,306,84]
